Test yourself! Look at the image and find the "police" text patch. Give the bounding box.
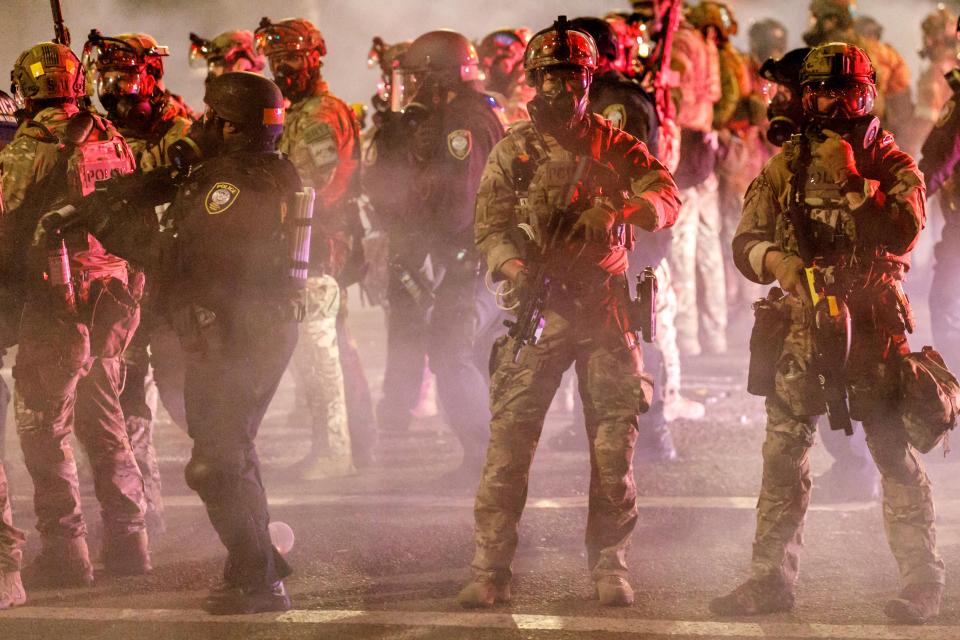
[205,182,240,215]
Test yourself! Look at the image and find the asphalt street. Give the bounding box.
[0,294,957,640]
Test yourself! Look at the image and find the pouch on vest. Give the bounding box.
[747,287,790,396]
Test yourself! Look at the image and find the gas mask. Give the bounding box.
[96,68,154,131]
[268,52,317,101]
[527,66,592,136]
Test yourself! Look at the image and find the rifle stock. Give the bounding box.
[50,0,70,46]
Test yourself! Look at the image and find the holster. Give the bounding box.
[747,287,791,397]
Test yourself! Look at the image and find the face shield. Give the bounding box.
[802,78,876,120]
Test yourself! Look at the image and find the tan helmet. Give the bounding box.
[10,42,85,103]
[524,17,598,74]
[921,6,959,55]
[255,17,327,58]
[801,43,877,119]
[86,31,170,79]
[688,2,739,40]
[190,30,265,73]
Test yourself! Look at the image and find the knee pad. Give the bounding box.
[184,457,219,496]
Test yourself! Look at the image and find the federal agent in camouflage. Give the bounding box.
[460,18,680,609]
[1,42,150,587]
[711,43,944,625]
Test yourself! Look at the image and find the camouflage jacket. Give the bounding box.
[669,22,721,132]
[733,129,925,285]
[121,91,194,172]
[475,114,680,279]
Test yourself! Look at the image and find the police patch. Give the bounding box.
[447,129,472,160]
[205,182,240,215]
[602,104,627,130]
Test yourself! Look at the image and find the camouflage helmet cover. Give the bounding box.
[11,42,85,102]
[255,17,327,58]
[191,30,265,72]
[800,41,876,85]
[688,2,739,38]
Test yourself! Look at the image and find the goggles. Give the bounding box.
[802,78,875,118]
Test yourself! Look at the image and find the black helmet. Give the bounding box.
[203,71,285,148]
[568,17,620,65]
[402,30,481,84]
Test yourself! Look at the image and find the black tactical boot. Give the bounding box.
[457,576,512,609]
[884,583,943,624]
[709,577,795,615]
[23,536,95,588]
[202,580,291,615]
[103,530,152,576]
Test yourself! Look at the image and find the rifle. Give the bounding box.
[648,0,683,126]
[786,131,853,435]
[50,0,70,46]
[504,156,591,362]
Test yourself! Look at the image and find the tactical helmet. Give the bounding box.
[801,43,876,119]
[255,17,327,58]
[748,18,788,61]
[368,37,412,77]
[478,28,531,65]
[809,0,856,24]
[568,17,621,65]
[10,42,85,104]
[524,18,599,75]
[920,6,958,56]
[86,32,169,78]
[688,2,739,40]
[402,30,482,83]
[190,30,265,74]
[204,71,283,127]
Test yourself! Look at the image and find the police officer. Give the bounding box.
[915,7,959,152]
[189,30,265,81]
[711,43,944,624]
[72,72,302,614]
[0,41,150,586]
[0,91,25,612]
[257,16,376,477]
[86,30,196,533]
[367,30,505,483]
[477,28,533,123]
[460,18,680,608]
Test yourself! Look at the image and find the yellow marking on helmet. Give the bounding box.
[65,59,76,74]
[30,62,45,78]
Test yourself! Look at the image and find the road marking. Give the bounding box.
[0,606,953,639]
[9,493,883,512]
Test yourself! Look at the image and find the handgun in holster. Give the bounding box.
[747,287,789,397]
[629,266,658,344]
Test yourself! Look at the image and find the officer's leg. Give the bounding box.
[750,398,816,587]
[336,290,377,466]
[578,338,649,580]
[668,185,702,355]
[470,310,574,583]
[120,333,165,532]
[291,275,351,475]
[150,323,187,430]
[428,269,493,478]
[184,323,296,596]
[860,416,945,587]
[694,174,727,354]
[378,272,428,432]
[74,355,151,573]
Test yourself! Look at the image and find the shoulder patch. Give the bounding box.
[205,182,240,215]
[601,103,628,130]
[447,129,472,160]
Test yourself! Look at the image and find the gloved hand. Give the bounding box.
[766,251,807,302]
[568,205,617,243]
[812,130,860,188]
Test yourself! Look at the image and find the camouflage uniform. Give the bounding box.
[732,129,945,590]
[279,76,371,469]
[0,463,25,575]
[0,104,147,546]
[470,114,680,583]
[668,22,725,355]
[117,92,193,531]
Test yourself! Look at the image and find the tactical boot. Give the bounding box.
[103,530,152,576]
[595,575,635,607]
[709,577,795,616]
[23,536,94,588]
[884,583,943,625]
[0,571,26,610]
[202,580,291,615]
[457,576,512,609]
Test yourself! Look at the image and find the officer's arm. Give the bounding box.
[615,133,681,232]
[852,141,925,256]
[289,109,342,193]
[919,95,960,195]
[732,166,781,285]
[475,136,521,279]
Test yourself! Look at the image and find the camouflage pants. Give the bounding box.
[290,275,350,459]
[751,299,944,587]
[472,300,652,582]
[120,330,163,527]
[668,174,727,354]
[14,285,147,540]
[0,462,25,572]
[651,259,682,398]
